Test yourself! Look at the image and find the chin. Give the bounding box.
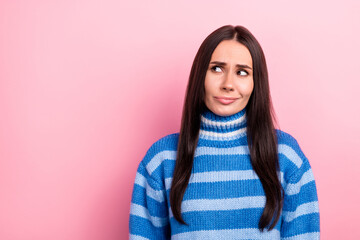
[213,104,245,116]
[213,107,237,116]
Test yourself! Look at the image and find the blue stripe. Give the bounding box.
[134,172,165,202]
[170,180,265,200]
[129,215,170,240]
[131,186,168,217]
[285,169,315,195]
[136,162,163,191]
[145,141,304,183]
[200,106,246,123]
[189,154,253,171]
[281,214,320,238]
[141,134,178,160]
[163,170,284,191]
[129,115,320,238]
[282,201,319,222]
[284,182,318,211]
[200,120,246,131]
[197,136,248,147]
[145,150,177,175]
[278,144,303,168]
[130,203,169,227]
[276,130,307,161]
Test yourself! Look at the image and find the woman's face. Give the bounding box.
[204,39,254,116]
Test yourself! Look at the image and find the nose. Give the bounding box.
[221,72,234,91]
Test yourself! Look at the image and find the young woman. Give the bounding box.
[129,25,320,239]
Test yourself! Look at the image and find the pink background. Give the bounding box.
[1,0,359,239]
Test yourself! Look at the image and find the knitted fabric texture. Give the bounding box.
[129,107,320,239]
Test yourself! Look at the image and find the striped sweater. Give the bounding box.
[129,107,320,239]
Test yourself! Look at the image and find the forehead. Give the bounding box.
[211,40,252,67]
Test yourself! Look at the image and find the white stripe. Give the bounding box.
[201,113,246,127]
[142,146,250,179]
[129,234,149,240]
[199,127,246,138]
[145,150,177,175]
[172,228,280,240]
[278,144,303,168]
[281,232,320,240]
[165,177,172,191]
[188,170,284,184]
[190,169,259,182]
[142,144,301,185]
[169,196,265,218]
[134,172,165,202]
[194,145,249,157]
[282,201,319,222]
[130,203,169,227]
[195,145,302,168]
[286,169,315,195]
[164,171,285,191]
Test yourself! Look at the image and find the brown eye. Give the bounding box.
[211,66,222,72]
[238,70,248,76]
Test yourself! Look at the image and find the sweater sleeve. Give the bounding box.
[280,141,320,239]
[129,160,171,240]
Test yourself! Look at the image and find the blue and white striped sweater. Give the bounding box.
[129,107,320,239]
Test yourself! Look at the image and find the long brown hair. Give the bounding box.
[169,25,283,231]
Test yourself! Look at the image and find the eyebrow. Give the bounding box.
[210,61,252,70]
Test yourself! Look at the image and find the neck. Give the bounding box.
[198,106,247,143]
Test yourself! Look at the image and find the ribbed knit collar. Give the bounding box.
[198,106,247,143]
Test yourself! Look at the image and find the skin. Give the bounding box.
[204,39,254,116]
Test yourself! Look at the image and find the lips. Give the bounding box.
[215,96,238,100]
[214,96,238,105]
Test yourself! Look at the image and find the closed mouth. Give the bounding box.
[215,96,239,100]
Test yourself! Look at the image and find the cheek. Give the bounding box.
[246,81,254,96]
[238,79,254,96]
[204,76,216,96]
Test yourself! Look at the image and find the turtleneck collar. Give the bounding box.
[198,106,247,144]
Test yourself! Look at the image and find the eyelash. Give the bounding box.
[211,66,249,76]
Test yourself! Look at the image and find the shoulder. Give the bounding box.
[148,132,179,151]
[139,132,179,178]
[275,129,313,182]
[275,129,301,149]
[275,128,307,162]
[142,132,179,162]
